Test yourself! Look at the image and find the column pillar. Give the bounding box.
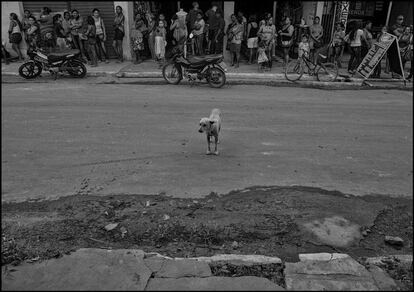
[114,1,133,60]
[315,1,324,20]
[223,1,234,62]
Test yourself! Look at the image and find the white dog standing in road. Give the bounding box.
[198,109,221,155]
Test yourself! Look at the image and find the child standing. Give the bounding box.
[154,20,166,67]
[85,16,98,67]
[330,23,345,67]
[257,40,269,71]
[130,26,144,64]
[298,34,310,59]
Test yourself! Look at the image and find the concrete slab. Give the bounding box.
[285,255,379,291]
[145,276,285,291]
[186,254,282,265]
[302,216,362,247]
[367,265,398,291]
[144,257,166,273]
[364,254,413,266]
[299,253,350,261]
[155,259,212,278]
[1,248,151,291]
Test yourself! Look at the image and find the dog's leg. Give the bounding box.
[213,135,219,155]
[206,135,212,155]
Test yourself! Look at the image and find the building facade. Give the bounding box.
[2,1,412,59]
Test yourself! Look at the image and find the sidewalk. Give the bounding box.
[2,57,412,90]
[2,248,411,290]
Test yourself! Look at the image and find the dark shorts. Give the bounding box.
[230,43,241,53]
[114,29,124,40]
[9,33,22,44]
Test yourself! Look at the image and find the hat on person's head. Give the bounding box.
[176,9,187,17]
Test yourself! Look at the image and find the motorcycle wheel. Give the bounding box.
[66,60,87,78]
[206,67,226,88]
[162,63,182,85]
[18,61,42,79]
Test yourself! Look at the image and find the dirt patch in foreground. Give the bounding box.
[2,186,412,268]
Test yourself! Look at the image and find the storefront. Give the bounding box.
[346,1,391,33]
[22,1,118,57]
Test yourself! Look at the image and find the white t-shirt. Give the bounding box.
[193,19,205,36]
[350,29,364,47]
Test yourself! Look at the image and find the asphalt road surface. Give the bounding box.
[1,82,412,202]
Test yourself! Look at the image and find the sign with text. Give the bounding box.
[356,32,403,79]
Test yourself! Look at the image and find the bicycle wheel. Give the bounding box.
[317,62,338,82]
[285,60,304,81]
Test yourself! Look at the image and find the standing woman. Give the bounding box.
[154,20,167,67]
[226,14,237,51]
[53,14,67,50]
[170,12,188,57]
[25,16,40,52]
[345,21,365,74]
[113,5,125,63]
[62,11,73,48]
[38,7,56,50]
[21,9,32,41]
[330,22,345,67]
[70,9,87,61]
[85,16,98,67]
[278,16,294,67]
[92,9,109,63]
[192,12,205,55]
[228,16,244,68]
[257,16,276,67]
[361,21,373,58]
[146,13,157,60]
[309,16,323,62]
[399,26,412,72]
[8,13,23,61]
[246,15,259,64]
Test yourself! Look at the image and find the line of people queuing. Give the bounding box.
[5,4,413,79]
[327,15,412,79]
[6,6,126,67]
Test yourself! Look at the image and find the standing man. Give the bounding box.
[207,9,225,54]
[214,10,225,54]
[205,3,218,53]
[187,2,203,55]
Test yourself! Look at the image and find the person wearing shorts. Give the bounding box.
[8,13,23,61]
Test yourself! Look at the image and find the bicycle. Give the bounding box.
[285,52,338,82]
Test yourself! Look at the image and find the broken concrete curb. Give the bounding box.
[2,249,412,291]
[1,248,151,291]
[145,276,285,291]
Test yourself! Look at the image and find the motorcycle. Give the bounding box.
[162,34,227,88]
[18,48,87,80]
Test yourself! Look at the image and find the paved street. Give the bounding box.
[1,82,412,202]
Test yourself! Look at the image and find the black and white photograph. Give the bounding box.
[1,0,413,290]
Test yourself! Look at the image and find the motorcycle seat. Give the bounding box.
[187,54,223,64]
[48,49,80,61]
